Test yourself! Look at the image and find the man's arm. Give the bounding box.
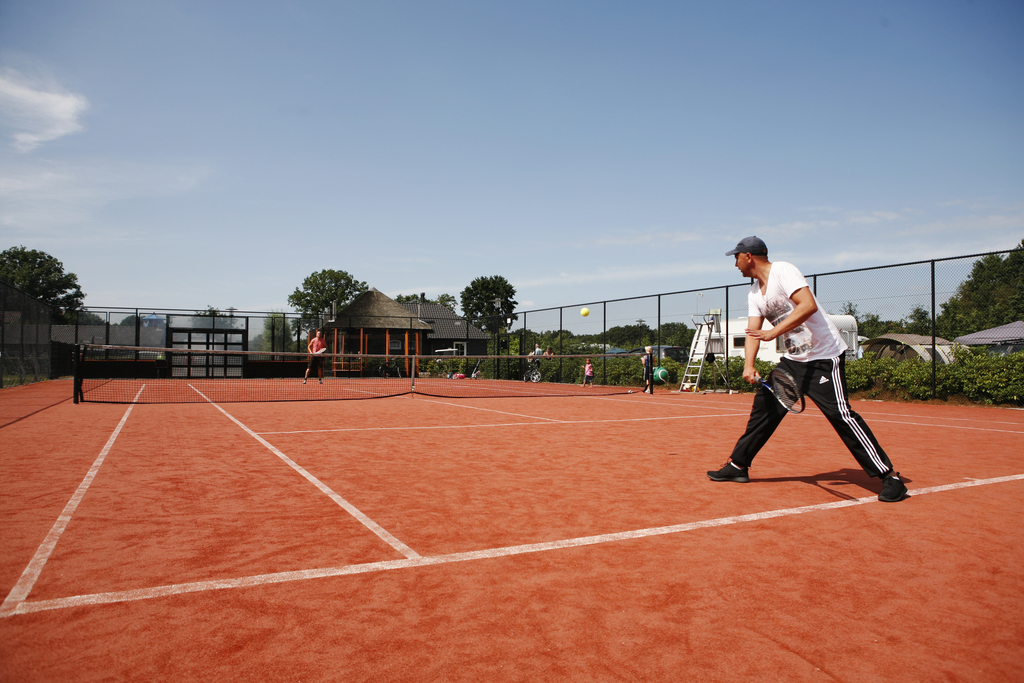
[746,287,817,343]
[742,315,765,383]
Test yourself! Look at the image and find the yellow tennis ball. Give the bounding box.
[581,307,590,317]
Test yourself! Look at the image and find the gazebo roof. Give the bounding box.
[326,289,432,331]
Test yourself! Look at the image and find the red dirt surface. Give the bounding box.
[1,382,1021,681]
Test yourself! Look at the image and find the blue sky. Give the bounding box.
[1,0,1021,316]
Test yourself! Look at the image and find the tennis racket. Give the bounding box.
[758,368,805,414]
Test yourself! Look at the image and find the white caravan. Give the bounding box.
[691,314,859,363]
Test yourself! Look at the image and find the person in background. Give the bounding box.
[304,328,326,385]
[642,346,654,394]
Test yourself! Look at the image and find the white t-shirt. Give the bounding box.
[747,261,847,362]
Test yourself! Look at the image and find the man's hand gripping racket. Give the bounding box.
[756,368,805,414]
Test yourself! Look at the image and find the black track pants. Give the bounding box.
[728,355,894,478]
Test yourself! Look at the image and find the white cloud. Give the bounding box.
[0,159,211,238]
[847,210,902,225]
[0,68,89,152]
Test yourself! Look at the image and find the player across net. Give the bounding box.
[73,345,642,404]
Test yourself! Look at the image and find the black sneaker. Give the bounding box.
[879,472,908,502]
[707,461,750,483]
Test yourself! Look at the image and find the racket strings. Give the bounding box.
[770,372,801,407]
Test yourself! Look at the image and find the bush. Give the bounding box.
[845,349,1024,405]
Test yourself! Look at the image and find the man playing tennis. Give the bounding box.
[707,236,909,502]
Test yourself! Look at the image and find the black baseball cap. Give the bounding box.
[725,236,768,257]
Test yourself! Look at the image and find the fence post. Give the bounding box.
[657,295,662,351]
[602,302,607,384]
[931,260,937,399]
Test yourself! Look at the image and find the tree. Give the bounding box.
[249,312,294,352]
[460,276,518,334]
[288,269,368,320]
[841,302,932,339]
[937,240,1024,340]
[393,292,459,313]
[0,246,85,323]
[435,293,458,312]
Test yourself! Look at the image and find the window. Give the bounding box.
[733,336,746,348]
[454,342,467,356]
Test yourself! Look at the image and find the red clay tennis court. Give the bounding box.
[2,379,1022,681]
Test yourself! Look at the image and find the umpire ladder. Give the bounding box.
[678,311,730,392]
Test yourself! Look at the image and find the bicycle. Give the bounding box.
[523,359,541,383]
[377,358,403,378]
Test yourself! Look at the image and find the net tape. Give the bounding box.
[75,344,645,403]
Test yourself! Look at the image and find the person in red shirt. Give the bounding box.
[304,328,326,384]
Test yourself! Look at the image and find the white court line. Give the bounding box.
[189,384,420,561]
[858,411,1024,427]
[864,418,1023,435]
[0,385,145,618]
[6,473,1022,618]
[259,413,747,435]
[591,395,1024,435]
[415,397,566,422]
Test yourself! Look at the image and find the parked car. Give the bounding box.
[620,346,688,363]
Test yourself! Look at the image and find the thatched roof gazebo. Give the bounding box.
[323,288,432,375]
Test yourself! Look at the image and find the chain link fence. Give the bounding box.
[1,280,52,388]
[512,249,1023,406]
[11,248,1021,406]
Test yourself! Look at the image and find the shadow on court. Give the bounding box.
[0,381,73,431]
[747,467,912,500]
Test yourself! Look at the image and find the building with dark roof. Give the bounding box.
[398,297,490,355]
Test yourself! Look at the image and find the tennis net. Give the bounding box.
[73,345,643,403]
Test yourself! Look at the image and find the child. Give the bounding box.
[642,346,654,394]
[583,358,594,387]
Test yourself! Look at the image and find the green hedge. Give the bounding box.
[425,350,1024,405]
[724,349,1024,406]
[846,349,1024,405]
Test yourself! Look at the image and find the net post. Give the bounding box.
[411,355,416,393]
[72,344,82,404]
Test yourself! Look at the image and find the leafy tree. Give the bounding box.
[841,302,932,339]
[658,322,695,350]
[435,293,458,312]
[250,312,294,352]
[288,269,368,320]
[901,306,932,336]
[605,324,649,349]
[460,276,518,334]
[0,246,85,323]
[937,240,1024,340]
[76,311,106,325]
[394,292,459,313]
